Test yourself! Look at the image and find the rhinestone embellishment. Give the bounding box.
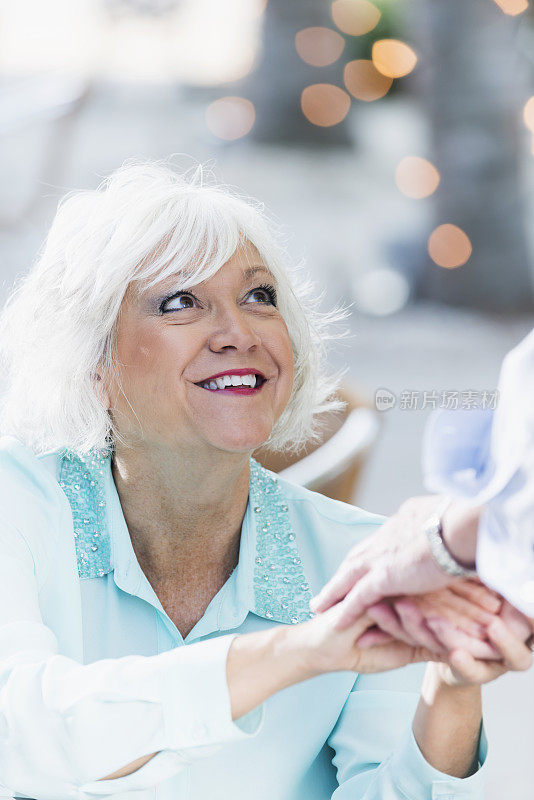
[59,450,314,624]
[249,458,314,624]
[59,448,113,579]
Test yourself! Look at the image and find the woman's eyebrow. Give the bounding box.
[146,264,277,301]
[242,265,277,282]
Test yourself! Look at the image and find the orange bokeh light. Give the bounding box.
[344,59,392,101]
[205,97,255,141]
[301,84,351,127]
[331,0,381,36]
[492,0,529,15]
[523,96,534,131]
[428,224,472,269]
[372,39,417,78]
[395,157,440,199]
[295,27,345,67]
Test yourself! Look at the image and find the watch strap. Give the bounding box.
[423,497,478,578]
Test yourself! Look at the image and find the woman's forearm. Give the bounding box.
[412,663,482,778]
[226,625,317,719]
[100,626,314,781]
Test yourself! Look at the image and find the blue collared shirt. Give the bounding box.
[0,435,486,799]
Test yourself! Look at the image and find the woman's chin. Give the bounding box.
[207,428,272,455]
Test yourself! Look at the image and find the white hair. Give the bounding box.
[0,157,349,459]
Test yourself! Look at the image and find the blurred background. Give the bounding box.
[1,0,533,795]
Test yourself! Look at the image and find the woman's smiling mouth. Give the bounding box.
[194,368,267,395]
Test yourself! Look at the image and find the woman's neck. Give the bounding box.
[110,444,252,585]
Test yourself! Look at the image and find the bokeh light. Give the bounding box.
[295,27,345,67]
[523,96,534,131]
[344,59,392,101]
[428,224,472,269]
[205,96,255,140]
[492,0,529,15]
[395,157,440,199]
[354,268,410,316]
[301,84,351,127]
[372,39,417,79]
[331,0,381,36]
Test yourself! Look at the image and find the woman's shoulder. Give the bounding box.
[0,436,68,577]
[0,435,64,497]
[278,473,386,527]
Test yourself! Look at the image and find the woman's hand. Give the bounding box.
[293,602,440,678]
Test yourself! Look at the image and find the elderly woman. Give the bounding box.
[0,160,529,800]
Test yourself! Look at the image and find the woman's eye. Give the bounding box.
[161,292,197,312]
[245,285,277,306]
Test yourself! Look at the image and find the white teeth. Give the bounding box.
[200,373,259,390]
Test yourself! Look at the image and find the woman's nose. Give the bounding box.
[208,306,262,352]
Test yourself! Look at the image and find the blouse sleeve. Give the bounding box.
[0,518,263,799]
[327,666,487,800]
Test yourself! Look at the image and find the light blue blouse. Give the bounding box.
[0,435,487,800]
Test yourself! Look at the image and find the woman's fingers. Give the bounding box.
[357,641,438,673]
[448,580,503,614]
[310,561,368,614]
[418,590,494,635]
[393,599,447,654]
[356,628,395,648]
[448,649,507,685]
[365,602,417,646]
[499,602,533,642]
[486,617,533,671]
[426,617,501,660]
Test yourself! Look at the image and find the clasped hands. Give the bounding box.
[308,495,534,685]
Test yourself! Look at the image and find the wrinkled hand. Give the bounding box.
[309,496,458,628]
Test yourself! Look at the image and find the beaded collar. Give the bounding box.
[59,450,314,626]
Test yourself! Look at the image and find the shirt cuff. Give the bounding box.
[80,634,265,795]
[79,750,189,796]
[161,633,264,751]
[387,724,487,800]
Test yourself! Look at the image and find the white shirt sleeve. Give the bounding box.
[422,327,534,615]
[0,519,264,799]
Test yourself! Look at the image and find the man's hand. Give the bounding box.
[310,495,473,629]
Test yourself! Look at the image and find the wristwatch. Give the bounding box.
[423,497,478,578]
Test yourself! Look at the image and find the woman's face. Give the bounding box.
[104,241,295,456]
